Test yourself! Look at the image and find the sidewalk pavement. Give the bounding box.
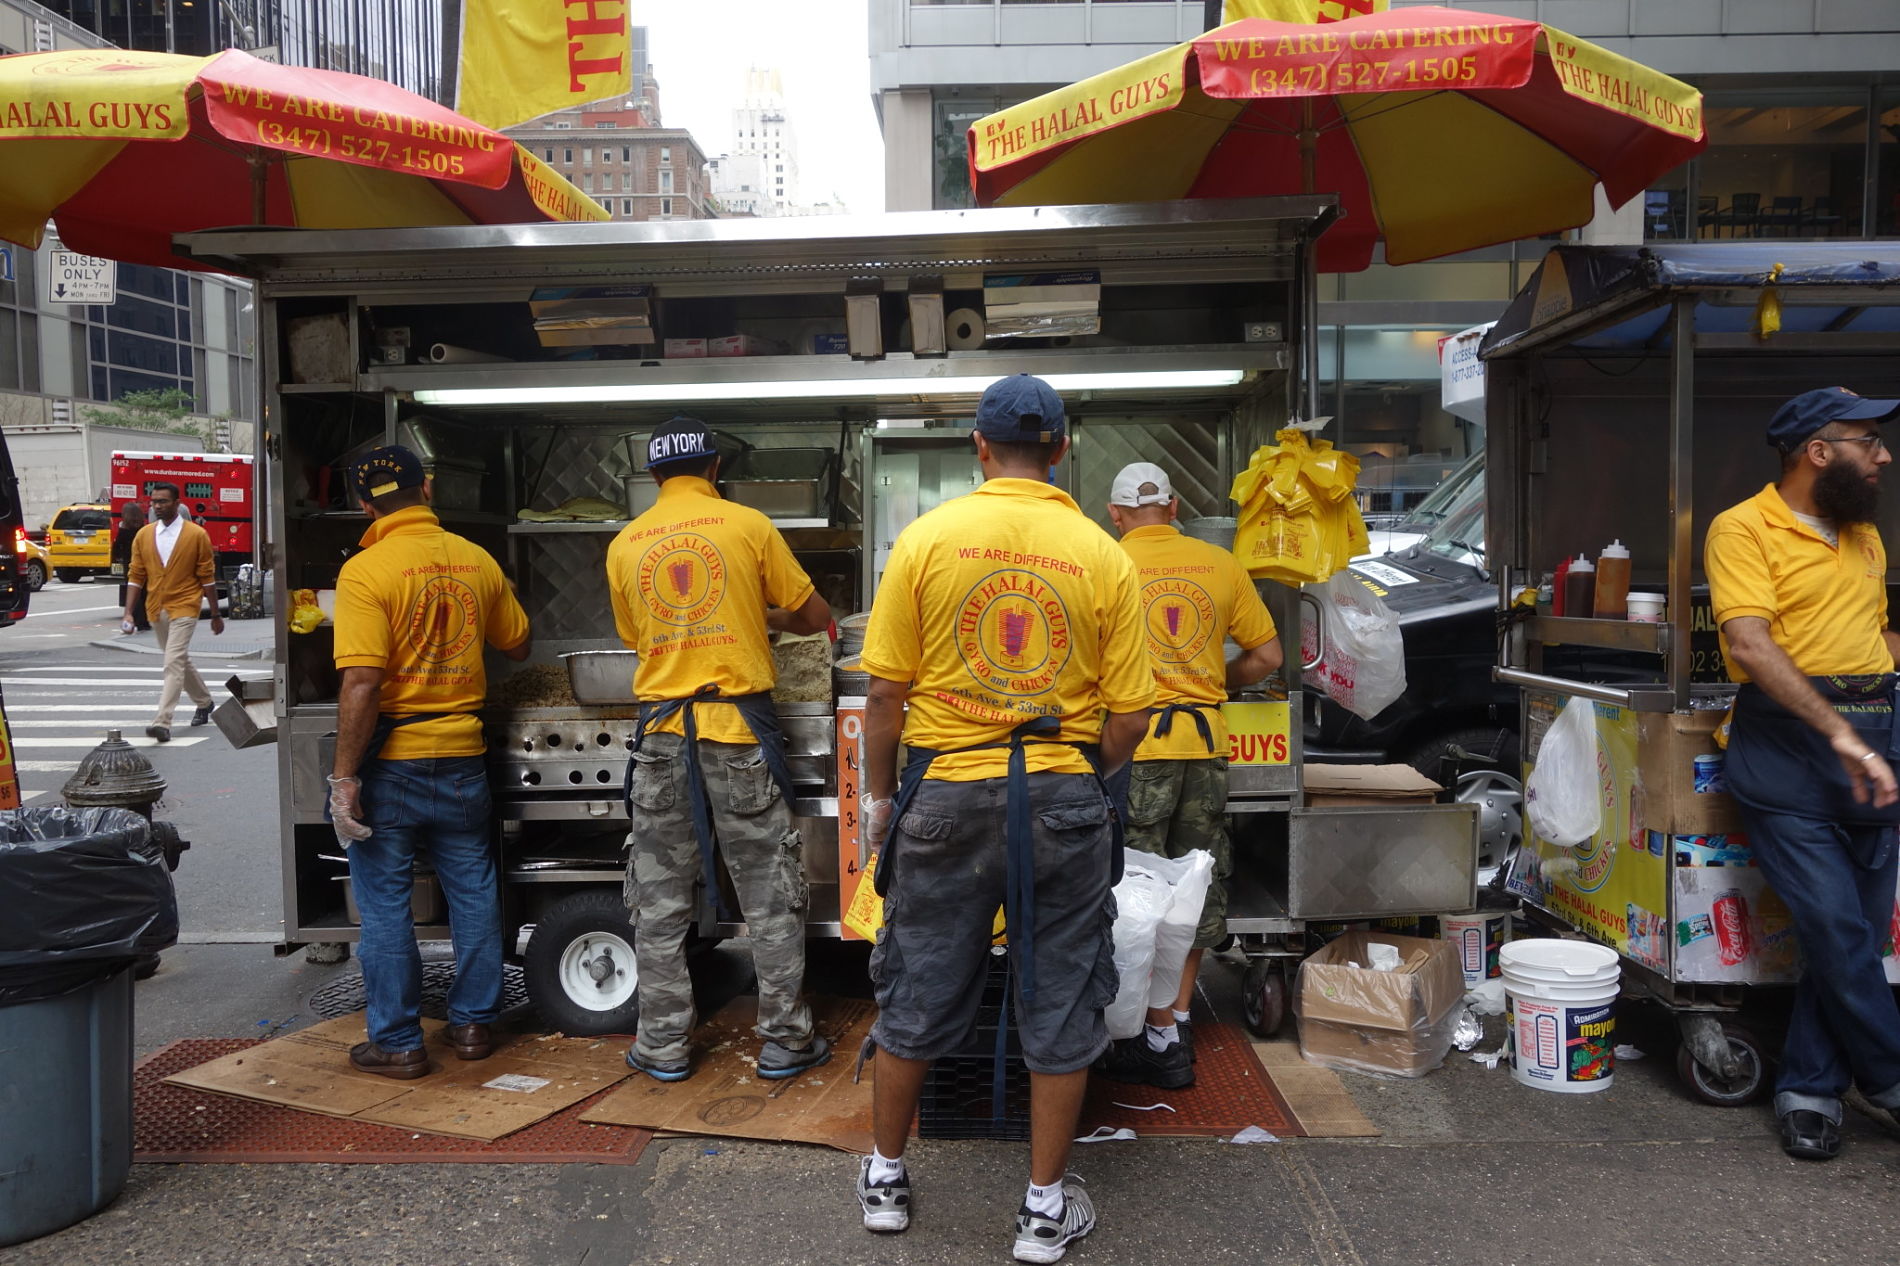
[89,620,273,660]
[8,942,1900,1266]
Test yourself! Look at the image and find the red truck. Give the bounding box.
[109,450,256,584]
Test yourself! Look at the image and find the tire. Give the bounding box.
[1400,725,1521,786]
[1676,1022,1768,1106]
[1241,957,1288,1038]
[54,567,81,584]
[24,560,44,591]
[525,889,641,1037]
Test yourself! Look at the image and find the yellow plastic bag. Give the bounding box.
[288,588,326,635]
[1231,429,1371,584]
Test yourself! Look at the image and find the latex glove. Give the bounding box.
[327,775,373,846]
[862,794,894,852]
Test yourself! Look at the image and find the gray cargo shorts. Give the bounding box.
[869,771,1119,1075]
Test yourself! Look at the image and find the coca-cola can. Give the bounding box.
[1712,888,1751,967]
[1888,900,1900,959]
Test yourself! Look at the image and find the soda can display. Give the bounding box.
[1712,887,1752,967]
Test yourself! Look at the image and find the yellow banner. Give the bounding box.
[1221,701,1292,765]
[1221,0,1387,24]
[455,0,631,131]
[971,42,1190,173]
[1540,24,1702,140]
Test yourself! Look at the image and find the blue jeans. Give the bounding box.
[1736,803,1900,1122]
[352,755,502,1052]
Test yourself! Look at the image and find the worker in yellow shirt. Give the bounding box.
[328,446,532,1080]
[606,416,834,1084]
[1705,388,1900,1162]
[1097,462,1282,1092]
[855,374,1154,1262]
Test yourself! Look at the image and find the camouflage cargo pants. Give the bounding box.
[624,732,813,1064]
[1122,757,1231,949]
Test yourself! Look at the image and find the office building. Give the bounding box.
[731,68,802,214]
[508,105,715,223]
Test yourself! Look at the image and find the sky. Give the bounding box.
[640,0,887,214]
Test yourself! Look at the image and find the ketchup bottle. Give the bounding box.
[1553,557,1571,618]
[1563,555,1596,620]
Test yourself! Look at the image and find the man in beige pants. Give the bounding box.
[122,481,223,742]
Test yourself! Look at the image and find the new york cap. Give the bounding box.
[646,415,719,469]
[1109,462,1174,507]
[349,445,426,503]
[973,373,1066,443]
[1767,387,1900,452]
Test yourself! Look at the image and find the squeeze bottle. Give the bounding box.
[1563,555,1595,620]
[1593,540,1631,620]
[1553,557,1571,617]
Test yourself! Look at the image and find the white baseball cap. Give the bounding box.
[1109,462,1173,507]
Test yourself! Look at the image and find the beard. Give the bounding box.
[1812,457,1882,525]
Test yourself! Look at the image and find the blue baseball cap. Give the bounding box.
[974,374,1066,443]
[1767,387,1900,452]
[646,415,719,469]
[349,445,426,502]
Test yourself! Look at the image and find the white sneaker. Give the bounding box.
[1012,1177,1095,1263]
[856,1155,910,1232]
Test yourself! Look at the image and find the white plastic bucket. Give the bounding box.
[1502,940,1619,1094]
[1441,912,1510,989]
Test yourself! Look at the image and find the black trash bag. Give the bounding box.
[0,806,178,1008]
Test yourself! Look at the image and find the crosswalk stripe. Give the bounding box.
[16,736,208,748]
[9,719,164,728]
[5,705,159,713]
[16,761,79,772]
[0,679,164,688]
[13,665,171,673]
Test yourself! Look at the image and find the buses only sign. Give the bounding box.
[49,249,115,304]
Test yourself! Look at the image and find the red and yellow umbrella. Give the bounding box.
[0,48,605,271]
[969,6,1705,271]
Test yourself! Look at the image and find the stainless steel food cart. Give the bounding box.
[1482,242,1900,1104]
[180,198,1478,1035]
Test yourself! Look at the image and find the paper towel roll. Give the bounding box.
[429,343,506,364]
[945,308,986,351]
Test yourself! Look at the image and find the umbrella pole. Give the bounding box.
[1298,100,1320,421]
[249,153,267,225]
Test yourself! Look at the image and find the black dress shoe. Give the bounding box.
[1093,1035,1194,1090]
[445,1022,494,1061]
[145,725,170,743]
[1780,1109,1841,1161]
[349,1041,431,1080]
[191,704,214,727]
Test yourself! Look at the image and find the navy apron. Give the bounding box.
[1726,674,1900,844]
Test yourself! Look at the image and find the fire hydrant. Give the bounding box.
[62,731,191,977]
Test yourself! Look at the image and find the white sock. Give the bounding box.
[1172,1008,1191,1025]
[1025,1181,1064,1217]
[1145,1023,1178,1052]
[868,1147,906,1185]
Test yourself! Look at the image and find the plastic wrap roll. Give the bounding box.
[945,308,985,350]
[428,343,506,364]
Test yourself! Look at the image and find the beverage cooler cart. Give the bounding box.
[1481,242,1900,1105]
[176,198,1478,1038]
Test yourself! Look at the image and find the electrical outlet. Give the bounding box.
[1244,321,1283,343]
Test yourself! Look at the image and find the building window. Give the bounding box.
[622,199,633,215]
[621,171,632,191]
[595,122,616,129]
[660,170,673,193]
[622,146,631,162]
[660,147,671,163]
[563,147,573,164]
[661,198,672,216]
[543,147,553,161]
[583,147,593,166]
[582,173,594,192]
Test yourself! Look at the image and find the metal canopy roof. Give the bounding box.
[173,197,1339,296]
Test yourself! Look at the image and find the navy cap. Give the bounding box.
[974,374,1066,443]
[646,415,718,469]
[1767,387,1900,452]
[350,445,426,503]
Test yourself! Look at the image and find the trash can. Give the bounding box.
[0,806,177,1247]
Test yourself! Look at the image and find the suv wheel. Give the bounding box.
[54,567,81,584]
[25,560,44,591]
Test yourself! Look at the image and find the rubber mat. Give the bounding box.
[134,1040,652,1165]
[1082,1021,1304,1138]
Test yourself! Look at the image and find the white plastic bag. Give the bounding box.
[1106,848,1215,1039]
[1301,573,1406,720]
[1524,695,1601,846]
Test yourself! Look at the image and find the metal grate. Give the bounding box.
[1074,418,1229,530]
[307,962,530,1021]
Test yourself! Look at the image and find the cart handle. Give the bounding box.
[1299,590,1325,672]
[1492,667,1678,713]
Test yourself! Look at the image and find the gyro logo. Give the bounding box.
[638,532,726,626]
[407,576,481,665]
[956,568,1072,698]
[1141,576,1216,665]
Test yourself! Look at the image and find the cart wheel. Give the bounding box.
[1242,958,1288,1038]
[1675,1022,1768,1107]
[525,889,641,1036]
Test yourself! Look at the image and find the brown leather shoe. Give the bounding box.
[349,1040,430,1079]
[445,1022,494,1061]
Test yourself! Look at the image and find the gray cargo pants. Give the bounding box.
[624,732,814,1064]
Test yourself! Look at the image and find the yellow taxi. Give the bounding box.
[15,528,47,591]
[47,502,114,582]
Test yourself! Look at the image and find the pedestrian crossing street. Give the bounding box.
[2,664,213,793]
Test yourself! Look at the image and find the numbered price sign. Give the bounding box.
[1221,700,1292,766]
[835,702,881,941]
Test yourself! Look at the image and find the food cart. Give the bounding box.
[178,198,1478,1037]
[1482,242,1900,1104]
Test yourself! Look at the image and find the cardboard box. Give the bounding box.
[1302,763,1441,808]
[708,333,783,357]
[1636,711,1743,835]
[811,332,849,355]
[1296,931,1465,1077]
[664,338,708,358]
[530,285,655,349]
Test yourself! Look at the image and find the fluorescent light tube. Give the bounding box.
[410,369,1245,407]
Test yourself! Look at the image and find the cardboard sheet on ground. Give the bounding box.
[163,1016,633,1142]
[580,995,875,1153]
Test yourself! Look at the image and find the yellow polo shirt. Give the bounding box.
[1705,482,1891,681]
[1118,523,1278,760]
[860,477,1155,781]
[333,506,531,760]
[606,476,816,743]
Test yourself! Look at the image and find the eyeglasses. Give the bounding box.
[1818,434,1888,454]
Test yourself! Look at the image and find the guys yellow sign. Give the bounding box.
[455,0,631,131]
